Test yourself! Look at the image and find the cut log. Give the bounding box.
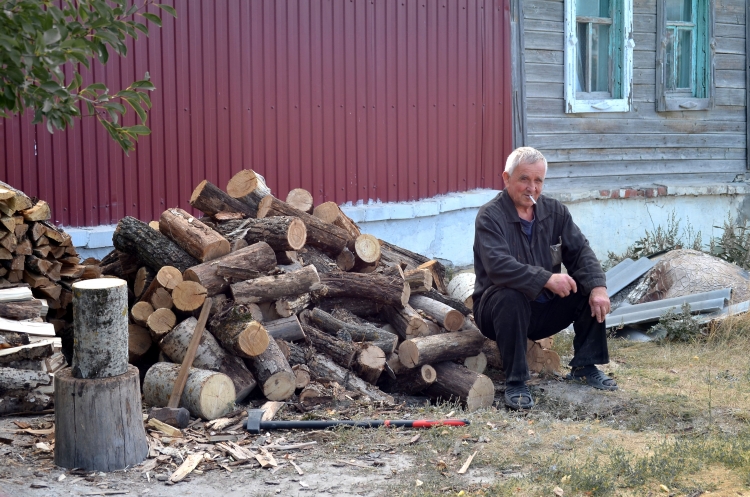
[398,330,486,368]
[409,294,464,332]
[275,337,291,360]
[172,281,207,312]
[292,364,311,390]
[0,366,50,391]
[0,287,33,303]
[404,269,433,294]
[160,207,231,262]
[299,381,343,407]
[481,339,502,370]
[381,304,429,340]
[353,234,381,266]
[315,297,383,317]
[231,265,321,304]
[299,246,340,274]
[264,315,306,341]
[336,247,356,271]
[423,288,473,316]
[190,180,254,217]
[312,202,361,249]
[21,200,51,222]
[183,242,277,296]
[226,169,271,216]
[0,339,53,365]
[287,341,312,366]
[71,278,129,379]
[131,301,155,327]
[386,365,436,395]
[318,272,410,308]
[0,181,33,212]
[134,267,155,298]
[424,362,495,411]
[147,308,177,341]
[463,352,488,375]
[0,330,30,349]
[275,250,298,265]
[306,353,393,404]
[354,343,386,385]
[214,217,307,251]
[424,320,443,336]
[307,308,398,355]
[386,352,408,376]
[418,260,448,294]
[258,196,350,256]
[128,324,153,363]
[286,188,314,213]
[113,216,199,272]
[143,362,235,420]
[0,299,42,320]
[160,317,257,401]
[526,340,561,374]
[447,272,476,308]
[82,264,102,280]
[0,317,55,336]
[379,239,430,270]
[141,265,183,304]
[275,293,311,317]
[244,337,296,401]
[209,312,270,358]
[55,365,148,471]
[150,287,173,310]
[302,324,357,368]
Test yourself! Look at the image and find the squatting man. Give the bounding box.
[473,147,617,410]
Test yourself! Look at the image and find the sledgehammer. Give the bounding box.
[148,297,213,429]
[245,408,470,434]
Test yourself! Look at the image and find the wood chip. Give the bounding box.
[457,450,477,474]
[335,459,373,469]
[146,418,182,438]
[289,459,304,475]
[409,434,421,445]
[18,427,54,436]
[263,441,317,451]
[216,441,254,461]
[169,452,204,483]
[255,447,278,469]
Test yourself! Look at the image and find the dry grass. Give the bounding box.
[302,313,750,496]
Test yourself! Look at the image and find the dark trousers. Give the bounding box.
[476,287,610,384]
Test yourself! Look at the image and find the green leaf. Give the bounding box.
[102,101,126,114]
[127,124,151,135]
[156,4,177,17]
[85,82,108,92]
[124,97,146,122]
[141,13,162,27]
[42,28,62,46]
[134,22,149,35]
[129,80,155,91]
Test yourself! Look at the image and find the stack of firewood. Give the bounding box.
[0,183,88,414]
[107,170,498,419]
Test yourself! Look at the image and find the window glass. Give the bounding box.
[592,24,611,91]
[666,0,691,22]
[575,23,587,91]
[577,0,610,17]
[665,28,693,89]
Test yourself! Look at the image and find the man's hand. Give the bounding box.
[544,274,577,298]
[589,286,610,324]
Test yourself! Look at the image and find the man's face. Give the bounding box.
[501,160,546,209]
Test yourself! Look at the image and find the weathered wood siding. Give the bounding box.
[522,0,747,189]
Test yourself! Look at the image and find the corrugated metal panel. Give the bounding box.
[0,0,512,227]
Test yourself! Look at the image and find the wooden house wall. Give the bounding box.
[521,0,747,190]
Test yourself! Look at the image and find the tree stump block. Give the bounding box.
[54,365,148,471]
[71,278,128,379]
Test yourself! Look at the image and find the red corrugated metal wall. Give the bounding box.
[0,0,512,227]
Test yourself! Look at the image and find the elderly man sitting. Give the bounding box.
[473,147,617,410]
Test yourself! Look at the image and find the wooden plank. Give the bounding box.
[633,68,657,85]
[715,87,746,106]
[525,96,748,119]
[634,0,656,14]
[545,159,746,177]
[523,0,563,22]
[716,22,747,38]
[525,63,564,83]
[544,172,743,191]
[633,32,657,52]
[716,54,747,71]
[525,82,564,99]
[716,11,745,26]
[530,132,744,149]
[521,19,563,33]
[524,49,563,65]
[716,0,746,16]
[633,14,657,32]
[633,84,656,102]
[716,70,747,89]
[0,318,55,336]
[716,37,746,55]
[542,148,746,163]
[634,51,656,69]
[527,117,746,134]
[523,30,563,51]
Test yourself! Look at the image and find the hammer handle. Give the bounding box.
[167,297,212,409]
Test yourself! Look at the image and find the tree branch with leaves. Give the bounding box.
[0,0,176,153]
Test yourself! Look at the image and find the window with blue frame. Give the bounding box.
[656,0,714,111]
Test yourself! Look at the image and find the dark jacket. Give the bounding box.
[472,190,606,317]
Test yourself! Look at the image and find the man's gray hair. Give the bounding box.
[505,147,548,177]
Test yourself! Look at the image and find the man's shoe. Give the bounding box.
[504,382,534,410]
[566,365,618,391]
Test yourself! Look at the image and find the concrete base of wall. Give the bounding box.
[66,181,750,268]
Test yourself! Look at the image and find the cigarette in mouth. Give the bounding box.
[527,195,536,205]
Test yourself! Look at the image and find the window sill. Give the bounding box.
[658,97,712,112]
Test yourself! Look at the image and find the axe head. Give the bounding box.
[148,407,190,429]
[245,409,266,434]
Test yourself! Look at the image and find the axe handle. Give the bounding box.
[167,297,212,409]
